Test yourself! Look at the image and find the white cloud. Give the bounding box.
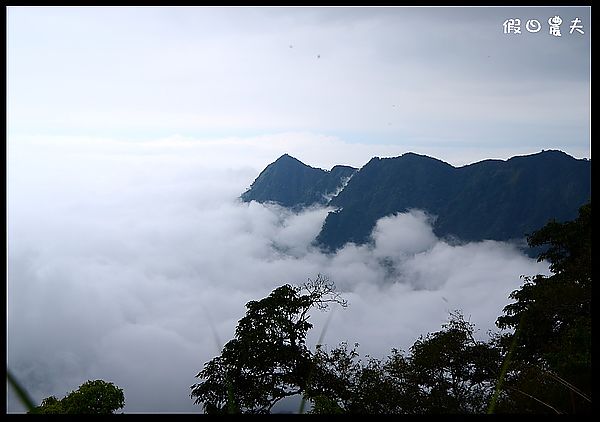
[371,210,438,258]
[7,133,551,413]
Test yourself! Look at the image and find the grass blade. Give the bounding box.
[6,368,37,413]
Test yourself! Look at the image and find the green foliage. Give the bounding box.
[34,396,64,414]
[30,379,125,414]
[191,202,591,414]
[494,202,591,414]
[306,342,363,413]
[308,342,411,414]
[407,312,501,413]
[190,275,347,414]
[307,312,499,414]
[309,394,346,414]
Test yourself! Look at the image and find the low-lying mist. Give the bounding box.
[7,134,550,413]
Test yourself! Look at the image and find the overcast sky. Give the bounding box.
[6,5,590,414]
[7,5,590,166]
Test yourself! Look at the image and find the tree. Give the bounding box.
[190,274,347,414]
[30,379,125,414]
[407,311,501,414]
[308,311,500,414]
[494,202,591,414]
[306,342,364,414]
[33,396,63,414]
[307,343,416,414]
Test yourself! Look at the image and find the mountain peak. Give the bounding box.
[241,154,357,208]
[277,153,300,162]
[241,150,590,253]
[271,153,313,169]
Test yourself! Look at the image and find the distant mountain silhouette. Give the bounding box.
[240,153,357,208]
[241,151,591,253]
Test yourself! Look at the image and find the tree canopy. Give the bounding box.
[494,201,591,414]
[190,202,591,414]
[30,379,125,414]
[307,311,500,414]
[190,274,347,414]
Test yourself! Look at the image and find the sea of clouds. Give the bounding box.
[6,133,550,413]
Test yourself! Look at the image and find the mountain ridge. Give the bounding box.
[240,153,358,209]
[241,150,591,253]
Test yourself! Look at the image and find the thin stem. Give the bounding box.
[507,386,561,414]
[487,318,522,414]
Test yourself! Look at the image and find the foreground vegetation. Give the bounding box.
[28,380,124,414]
[191,202,591,414]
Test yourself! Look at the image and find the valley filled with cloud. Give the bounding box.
[7,134,550,413]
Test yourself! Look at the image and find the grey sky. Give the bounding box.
[6,5,590,414]
[7,6,590,164]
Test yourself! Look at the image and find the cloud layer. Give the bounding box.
[6,134,551,413]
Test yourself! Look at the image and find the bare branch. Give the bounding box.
[301,274,348,310]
